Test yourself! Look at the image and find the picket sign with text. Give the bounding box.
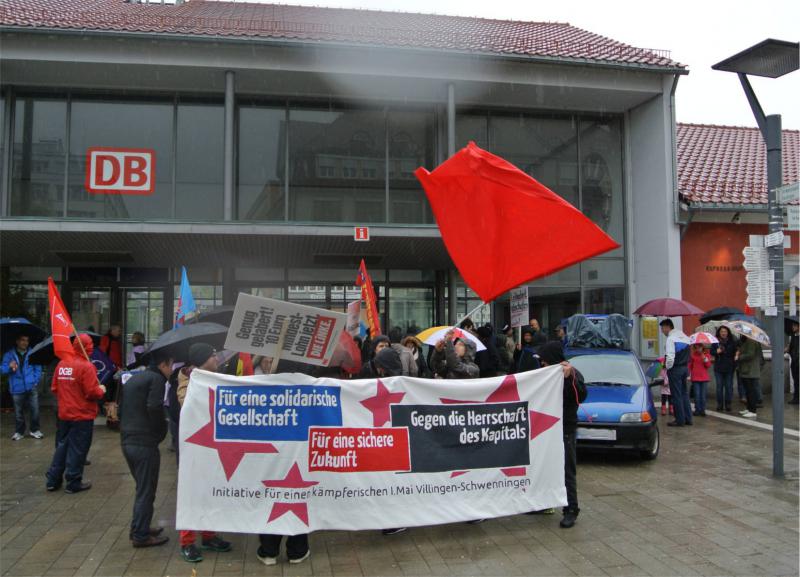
[224,294,347,367]
[176,367,566,534]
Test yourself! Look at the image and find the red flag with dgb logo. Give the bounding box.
[414,142,620,303]
[48,277,74,361]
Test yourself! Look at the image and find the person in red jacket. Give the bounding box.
[99,324,124,369]
[688,343,712,417]
[45,334,106,493]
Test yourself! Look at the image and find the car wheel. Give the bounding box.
[640,427,659,460]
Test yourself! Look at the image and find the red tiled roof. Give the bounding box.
[677,123,800,206]
[0,0,684,69]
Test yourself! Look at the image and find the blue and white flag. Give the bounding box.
[174,266,197,328]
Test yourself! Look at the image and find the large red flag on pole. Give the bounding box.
[355,259,382,338]
[47,277,75,361]
[415,142,620,303]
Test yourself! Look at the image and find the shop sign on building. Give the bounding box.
[85,147,155,195]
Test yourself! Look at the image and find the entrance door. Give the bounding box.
[71,288,112,334]
[123,288,165,363]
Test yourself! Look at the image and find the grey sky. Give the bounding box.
[240,0,799,129]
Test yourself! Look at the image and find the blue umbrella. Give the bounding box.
[0,317,46,353]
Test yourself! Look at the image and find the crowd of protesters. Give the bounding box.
[3,315,798,566]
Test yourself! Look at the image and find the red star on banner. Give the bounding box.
[185,388,279,481]
[439,374,560,478]
[360,379,405,427]
[262,463,319,526]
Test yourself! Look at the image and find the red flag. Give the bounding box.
[355,259,382,338]
[415,142,620,303]
[330,331,362,375]
[47,277,74,361]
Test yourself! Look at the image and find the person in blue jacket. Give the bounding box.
[1,335,43,440]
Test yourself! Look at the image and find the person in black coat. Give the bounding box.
[711,325,737,412]
[537,341,587,529]
[475,325,500,378]
[358,335,391,378]
[513,327,541,373]
[119,351,174,548]
[787,321,799,405]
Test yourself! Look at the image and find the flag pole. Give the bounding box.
[268,319,289,375]
[69,324,105,390]
[453,301,488,329]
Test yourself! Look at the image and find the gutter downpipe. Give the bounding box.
[669,74,686,231]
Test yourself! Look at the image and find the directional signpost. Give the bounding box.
[743,243,774,310]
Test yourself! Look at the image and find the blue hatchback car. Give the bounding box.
[565,347,660,460]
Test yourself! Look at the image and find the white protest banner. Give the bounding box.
[176,367,566,534]
[509,287,529,328]
[224,294,347,367]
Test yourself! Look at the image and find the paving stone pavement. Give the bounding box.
[1,407,798,577]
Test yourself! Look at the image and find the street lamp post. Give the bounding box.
[713,39,799,478]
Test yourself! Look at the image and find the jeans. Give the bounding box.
[259,534,309,561]
[692,381,708,413]
[741,378,759,413]
[122,444,161,542]
[667,366,692,425]
[563,432,578,512]
[12,389,40,435]
[46,420,93,490]
[715,371,734,409]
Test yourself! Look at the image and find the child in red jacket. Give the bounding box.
[688,344,712,416]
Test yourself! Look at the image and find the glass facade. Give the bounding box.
[237,106,286,221]
[176,103,224,220]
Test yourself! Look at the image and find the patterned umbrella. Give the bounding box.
[415,326,486,351]
[726,320,771,348]
[689,332,719,346]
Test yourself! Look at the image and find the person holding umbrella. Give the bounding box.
[712,326,737,412]
[660,319,692,427]
[687,342,712,417]
[788,319,799,405]
[1,334,43,440]
[736,334,763,419]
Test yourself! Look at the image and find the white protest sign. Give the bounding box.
[346,300,362,337]
[509,287,529,328]
[224,293,347,367]
[176,368,566,534]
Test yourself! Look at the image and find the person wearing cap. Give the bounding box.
[537,341,587,529]
[45,334,106,494]
[175,342,233,563]
[119,349,175,548]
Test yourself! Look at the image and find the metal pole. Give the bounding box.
[766,113,785,478]
[447,268,457,325]
[223,71,235,221]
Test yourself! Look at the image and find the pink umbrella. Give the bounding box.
[689,332,719,346]
[633,298,705,317]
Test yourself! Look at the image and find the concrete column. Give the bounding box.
[224,70,235,221]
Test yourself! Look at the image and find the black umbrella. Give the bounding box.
[786,315,799,334]
[699,307,744,325]
[196,306,236,327]
[28,332,102,365]
[0,317,46,354]
[139,322,229,365]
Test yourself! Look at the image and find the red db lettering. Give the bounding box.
[95,155,120,186]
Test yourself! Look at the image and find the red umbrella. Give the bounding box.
[634,298,705,317]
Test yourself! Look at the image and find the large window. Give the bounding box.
[68,100,174,219]
[176,103,224,220]
[289,107,386,223]
[10,98,66,217]
[388,110,435,224]
[389,287,434,335]
[237,106,286,221]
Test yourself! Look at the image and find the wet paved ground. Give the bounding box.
[1,404,798,577]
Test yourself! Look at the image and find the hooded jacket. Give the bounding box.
[737,337,763,379]
[513,327,541,373]
[431,339,479,379]
[687,347,712,382]
[51,334,105,421]
[1,346,42,394]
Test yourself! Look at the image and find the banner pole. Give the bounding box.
[69,324,104,390]
[268,319,289,375]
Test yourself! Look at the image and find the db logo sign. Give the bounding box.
[85,147,155,195]
[58,367,73,376]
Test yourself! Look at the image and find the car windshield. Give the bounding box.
[567,353,644,386]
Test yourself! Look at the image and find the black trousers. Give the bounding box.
[122,444,161,542]
[259,534,309,560]
[791,358,799,401]
[564,431,578,512]
[741,378,759,413]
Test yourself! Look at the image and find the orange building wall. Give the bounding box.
[681,223,798,334]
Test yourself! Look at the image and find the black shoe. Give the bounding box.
[788,399,799,405]
[382,527,408,535]
[698,412,707,417]
[667,421,683,427]
[756,401,764,408]
[725,406,732,412]
[560,508,579,528]
[129,527,164,540]
[685,421,693,426]
[715,405,723,411]
[201,535,232,552]
[181,544,203,563]
[65,482,92,494]
[132,535,169,548]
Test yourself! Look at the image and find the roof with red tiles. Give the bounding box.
[0,0,684,69]
[677,123,800,206]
